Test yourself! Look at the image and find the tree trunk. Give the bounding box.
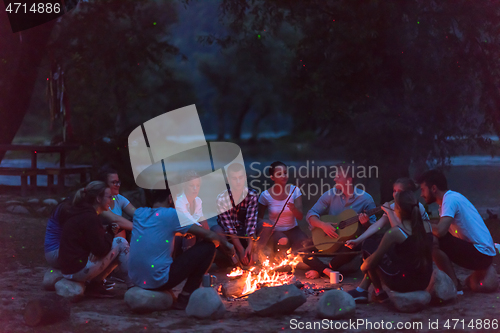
[231,96,253,141]
[0,20,56,162]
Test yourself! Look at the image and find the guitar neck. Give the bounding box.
[342,206,383,227]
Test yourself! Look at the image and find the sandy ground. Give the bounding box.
[0,210,499,333]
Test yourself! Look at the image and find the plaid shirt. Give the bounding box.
[216,187,258,236]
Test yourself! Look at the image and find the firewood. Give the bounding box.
[221,276,248,297]
[24,295,70,327]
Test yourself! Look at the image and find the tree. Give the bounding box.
[47,0,196,181]
[211,0,500,201]
[197,4,298,142]
[0,14,55,161]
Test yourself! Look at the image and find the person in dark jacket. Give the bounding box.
[58,181,132,297]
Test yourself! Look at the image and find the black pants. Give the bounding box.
[154,241,216,294]
[438,232,494,270]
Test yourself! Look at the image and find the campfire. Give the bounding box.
[224,249,301,297]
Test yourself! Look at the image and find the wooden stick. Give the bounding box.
[296,251,362,257]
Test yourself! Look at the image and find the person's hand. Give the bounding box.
[381,202,392,213]
[321,222,339,238]
[286,202,296,212]
[345,238,360,249]
[236,247,247,265]
[110,223,119,235]
[89,254,98,263]
[305,270,320,279]
[358,213,369,226]
[242,245,253,266]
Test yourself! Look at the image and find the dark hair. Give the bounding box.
[394,190,431,271]
[72,181,108,206]
[227,163,245,175]
[97,166,118,184]
[334,162,358,183]
[415,169,448,191]
[269,161,287,177]
[150,181,172,205]
[394,177,417,192]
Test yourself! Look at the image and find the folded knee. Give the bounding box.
[278,237,289,246]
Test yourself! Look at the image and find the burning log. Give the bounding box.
[221,274,249,297]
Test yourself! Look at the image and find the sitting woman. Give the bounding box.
[44,199,70,269]
[98,167,137,238]
[58,181,133,297]
[257,161,306,253]
[348,190,433,303]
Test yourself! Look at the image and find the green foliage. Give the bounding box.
[47,0,197,179]
[215,0,500,168]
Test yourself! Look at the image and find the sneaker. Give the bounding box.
[347,289,368,303]
[103,279,115,290]
[85,282,116,298]
[173,293,191,310]
[106,275,125,284]
[372,290,389,303]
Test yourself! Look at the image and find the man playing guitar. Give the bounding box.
[305,163,376,279]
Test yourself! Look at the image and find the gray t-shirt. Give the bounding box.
[129,207,191,289]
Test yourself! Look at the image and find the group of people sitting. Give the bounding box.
[43,162,498,310]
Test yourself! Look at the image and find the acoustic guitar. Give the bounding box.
[311,205,386,253]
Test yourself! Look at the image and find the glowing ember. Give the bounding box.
[241,249,301,296]
[227,267,244,277]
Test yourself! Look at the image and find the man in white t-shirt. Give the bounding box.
[417,170,498,293]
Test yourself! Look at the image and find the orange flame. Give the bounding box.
[227,267,244,277]
[241,249,300,295]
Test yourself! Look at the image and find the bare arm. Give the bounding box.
[123,203,136,218]
[358,215,389,243]
[288,196,303,220]
[100,210,134,230]
[187,224,234,255]
[432,216,453,238]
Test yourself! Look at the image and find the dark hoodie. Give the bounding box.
[58,204,114,275]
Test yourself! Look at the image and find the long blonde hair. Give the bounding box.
[72,181,108,206]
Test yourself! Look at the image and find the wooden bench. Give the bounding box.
[45,166,93,194]
[0,168,38,197]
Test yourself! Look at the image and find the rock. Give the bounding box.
[316,290,356,319]
[124,287,174,313]
[186,287,226,319]
[42,269,64,291]
[247,284,306,316]
[27,198,40,205]
[55,279,85,303]
[388,290,431,313]
[43,199,59,206]
[36,207,47,215]
[426,269,456,303]
[7,205,30,215]
[6,200,23,205]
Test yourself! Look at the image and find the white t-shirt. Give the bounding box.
[109,194,130,216]
[439,190,496,256]
[386,202,430,225]
[258,185,302,231]
[175,194,203,226]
